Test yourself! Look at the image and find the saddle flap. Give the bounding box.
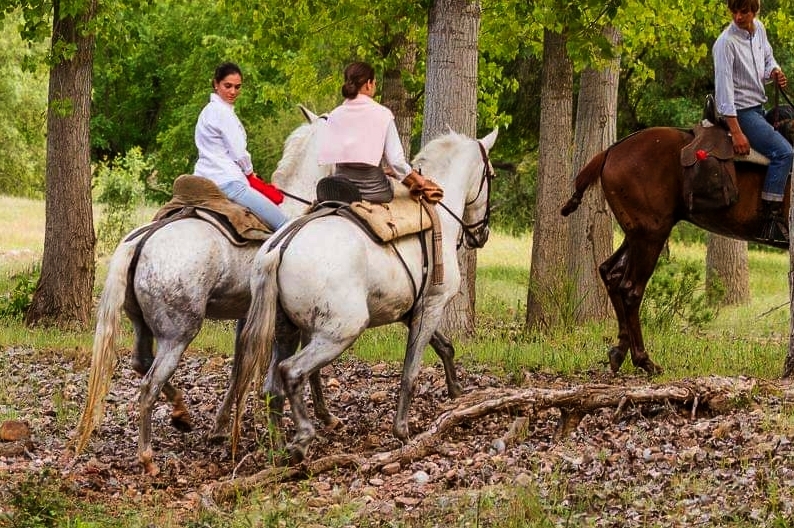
[681,124,734,166]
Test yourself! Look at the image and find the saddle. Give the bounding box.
[149,175,271,245]
[680,122,739,212]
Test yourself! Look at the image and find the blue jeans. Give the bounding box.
[219,180,288,230]
[737,106,794,201]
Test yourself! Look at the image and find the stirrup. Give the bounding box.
[759,218,789,243]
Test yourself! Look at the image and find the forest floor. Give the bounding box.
[2,345,794,527]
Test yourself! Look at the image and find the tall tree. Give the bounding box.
[3,0,99,328]
[422,0,482,337]
[380,34,420,153]
[566,25,621,323]
[525,28,573,329]
[706,234,749,305]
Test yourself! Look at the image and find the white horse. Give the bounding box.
[72,108,466,475]
[224,128,498,463]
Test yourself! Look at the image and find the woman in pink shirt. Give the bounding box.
[318,62,442,204]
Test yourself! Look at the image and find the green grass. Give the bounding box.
[1,196,790,380]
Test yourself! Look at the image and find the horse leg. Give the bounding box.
[278,335,354,464]
[267,309,340,430]
[130,317,193,433]
[598,241,633,372]
[618,237,667,375]
[429,331,463,398]
[394,308,443,441]
[211,319,248,441]
[137,339,187,476]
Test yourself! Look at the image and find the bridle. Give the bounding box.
[435,140,495,249]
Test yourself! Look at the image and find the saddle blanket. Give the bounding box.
[348,184,433,243]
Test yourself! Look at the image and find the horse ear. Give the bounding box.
[479,128,499,151]
[298,104,319,123]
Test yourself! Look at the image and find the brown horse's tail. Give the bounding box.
[229,248,282,458]
[70,239,138,455]
[561,149,609,216]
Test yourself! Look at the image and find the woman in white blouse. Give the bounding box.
[193,62,287,230]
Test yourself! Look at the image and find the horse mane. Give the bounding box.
[412,131,468,177]
[272,122,315,182]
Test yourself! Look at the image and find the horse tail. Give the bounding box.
[230,248,282,456]
[71,239,138,454]
[560,148,609,217]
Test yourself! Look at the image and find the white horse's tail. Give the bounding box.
[71,240,138,454]
[230,249,282,456]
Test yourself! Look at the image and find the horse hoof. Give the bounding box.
[608,347,626,373]
[286,444,307,465]
[322,414,342,432]
[207,429,228,444]
[448,382,464,399]
[171,410,193,433]
[393,423,409,443]
[640,359,664,376]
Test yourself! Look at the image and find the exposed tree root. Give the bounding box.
[204,376,794,504]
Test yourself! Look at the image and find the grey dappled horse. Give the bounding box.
[223,128,498,463]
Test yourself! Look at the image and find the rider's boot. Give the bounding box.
[759,199,789,244]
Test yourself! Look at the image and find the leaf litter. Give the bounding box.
[1,344,794,526]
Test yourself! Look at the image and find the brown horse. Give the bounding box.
[561,126,788,375]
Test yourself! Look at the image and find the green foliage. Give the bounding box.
[0,264,39,321]
[0,11,48,198]
[641,255,719,331]
[670,222,708,245]
[93,147,149,255]
[491,155,537,234]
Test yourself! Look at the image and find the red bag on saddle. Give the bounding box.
[247,173,284,205]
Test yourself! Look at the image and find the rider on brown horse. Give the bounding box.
[713,0,793,243]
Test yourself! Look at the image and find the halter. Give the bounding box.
[435,140,495,249]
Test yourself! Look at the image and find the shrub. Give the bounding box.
[0,265,40,321]
[93,147,150,255]
[641,256,719,331]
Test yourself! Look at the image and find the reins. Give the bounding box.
[772,84,794,130]
[279,189,313,205]
[434,140,495,249]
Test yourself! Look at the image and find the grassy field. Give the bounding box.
[1,194,791,378]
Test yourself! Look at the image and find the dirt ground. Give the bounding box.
[2,344,794,527]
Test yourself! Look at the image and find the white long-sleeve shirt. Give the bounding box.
[193,93,253,186]
[713,19,779,117]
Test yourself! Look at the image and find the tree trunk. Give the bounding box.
[566,26,620,323]
[422,0,481,337]
[25,0,97,328]
[380,34,418,155]
[706,234,749,306]
[526,29,573,329]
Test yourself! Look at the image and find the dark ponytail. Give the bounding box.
[341,61,375,99]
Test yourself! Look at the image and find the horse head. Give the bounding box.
[271,112,333,218]
[415,128,498,249]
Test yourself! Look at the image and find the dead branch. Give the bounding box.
[203,376,790,503]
